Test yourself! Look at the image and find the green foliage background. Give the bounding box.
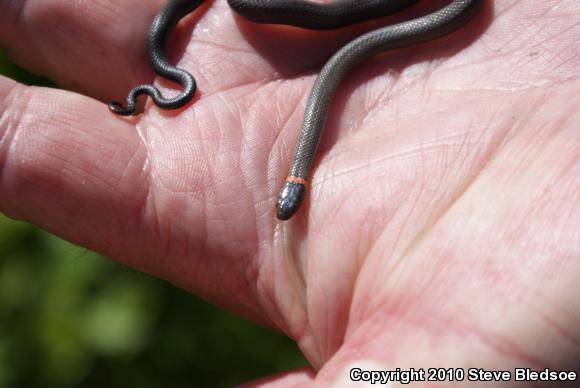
[0,51,306,388]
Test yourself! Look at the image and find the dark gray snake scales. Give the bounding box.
[108,0,484,220]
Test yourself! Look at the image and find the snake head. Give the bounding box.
[276,180,305,220]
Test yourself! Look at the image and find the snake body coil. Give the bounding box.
[108,0,484,220]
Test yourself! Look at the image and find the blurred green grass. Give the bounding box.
[0,51,306,387]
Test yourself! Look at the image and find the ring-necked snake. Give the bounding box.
[108,0,484,220]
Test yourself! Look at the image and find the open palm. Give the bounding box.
[1,0,578,386]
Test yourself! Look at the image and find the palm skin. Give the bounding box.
[0,0,578,386]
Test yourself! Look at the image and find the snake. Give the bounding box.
[108,0,484,220]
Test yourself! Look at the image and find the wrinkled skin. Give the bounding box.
[0,0,579,386]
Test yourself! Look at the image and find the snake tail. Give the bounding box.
[108,0,203,115]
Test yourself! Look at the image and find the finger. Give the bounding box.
[237,368,315,388]
[0,74,149,266]
[0,0,163,101]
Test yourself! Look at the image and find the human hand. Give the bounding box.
[0,1,578,386]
